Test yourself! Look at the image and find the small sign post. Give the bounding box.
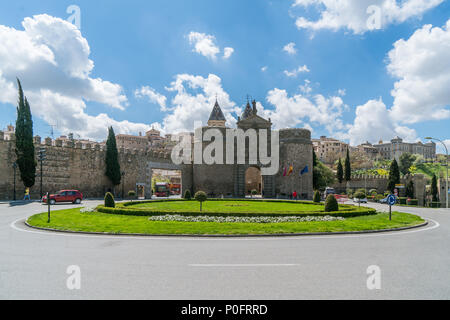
[47,192,51,223]
[387,194,396,221]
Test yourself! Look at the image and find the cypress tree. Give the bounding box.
[431,174,439,202]
[15,79,36,188]
[388,159,400,192]
[344,148,351,181]
[105,126,121,187]
[337,158,344,184]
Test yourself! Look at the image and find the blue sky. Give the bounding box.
[0,0,449,151]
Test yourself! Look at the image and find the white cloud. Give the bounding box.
[261,66,268,72]
[163,74,238,133]
[258,88,347,134]
[135,86,167,111]
[0,14,153,140]
[283,42,297,55]
[223,47,234,59]
[284,65,310,77]
[299,79,312,94]
[187,32,220,60]
[388,20,450,124]
[345,98,417,146]
[293,0,443,34]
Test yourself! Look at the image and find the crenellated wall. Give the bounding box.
[0,135,186,200]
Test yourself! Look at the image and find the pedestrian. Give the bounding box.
[23,188,30,201]
[293,190,298,200]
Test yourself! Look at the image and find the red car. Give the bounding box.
[42,190,83,205]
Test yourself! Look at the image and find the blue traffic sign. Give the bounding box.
[387,195,396,206]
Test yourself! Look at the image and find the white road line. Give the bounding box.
[9,217,440,242]
[189,264,298,267]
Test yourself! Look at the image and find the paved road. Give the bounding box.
[0,200,449,300]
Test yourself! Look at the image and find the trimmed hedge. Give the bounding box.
[398,197,407,205]
[406,199,418,206]
[324,195,339,212]
[96,205,377,218]
[430,202,441,208]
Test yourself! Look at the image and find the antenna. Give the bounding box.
[47,121,59,138]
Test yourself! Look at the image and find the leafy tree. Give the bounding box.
[387,159,400,192]
[105,126,121,187]
[184,189,192,200]
[15,79,36,188]
[336,159,344,184]
[353,189,367,207]
[195,191,207,211]
[324,195,339,212]
[405,181,414,199]
[104,192,115,208]
[313,191,321,203]
[344,148,351,182]
[399,153,417,176]
[313,151,336,190]
[431,174,439,202]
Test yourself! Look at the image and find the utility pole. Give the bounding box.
[38,148,46,199]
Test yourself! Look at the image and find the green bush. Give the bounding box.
[430,202,441,208]
[406,199,418,206]
[375,194,385,202]
[313,191,321,203]
[354,190,367,200]
[104,192,115,208]
[398,197,407,205]
[194,191,208,211]
[369,189,378,196]
[324,195,339,212]
[184,190,192,200]
[251,190,258,198]
[128,190,136,198]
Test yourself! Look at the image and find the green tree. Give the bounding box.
[313,152,336,190]
[405,181,414,198]
[387,159,400,192]
[431,174,439,202]
[344,148,351,181]
[336,158,344,184]
[184,189,192,200]
[195,191,207,211]
[15,79,36,188]
[399,153,417,176]
[104,192,115,208]
[105,126,121,187]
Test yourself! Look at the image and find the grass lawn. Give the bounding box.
[27,208,425,236]
[125,200,328,214]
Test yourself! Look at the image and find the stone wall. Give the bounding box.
[0,135,185,200]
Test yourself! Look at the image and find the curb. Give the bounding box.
[23,219,429,238]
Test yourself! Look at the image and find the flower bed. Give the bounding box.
[148,215,345,224]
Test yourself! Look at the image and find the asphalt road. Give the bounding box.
[0,200,449,300]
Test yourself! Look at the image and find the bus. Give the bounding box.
[154,182,170,197]
[169,184,181,196]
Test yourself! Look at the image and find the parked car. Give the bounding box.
[324,187,336,199]
[353,197,368,204]
[379,197,389,204]
[42,190,83,205]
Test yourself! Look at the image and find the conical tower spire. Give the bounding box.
[208,98,226,127]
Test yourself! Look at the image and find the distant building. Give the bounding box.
[356,141,379,160]
[374,137,436,161]
[312,136,349,163]
[116,132,149,151]
[3,125,15,140]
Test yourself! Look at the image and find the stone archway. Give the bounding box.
[245,167,263,196]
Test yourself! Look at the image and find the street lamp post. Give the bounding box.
[38,148,46,200]
[12,162,17,201]
[426,137,448,209]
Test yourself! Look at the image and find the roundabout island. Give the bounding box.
[26,199,425,236]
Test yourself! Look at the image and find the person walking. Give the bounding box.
[23,188,31,201]
[293,190,298,200]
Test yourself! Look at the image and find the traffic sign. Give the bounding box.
[387,195,396,206]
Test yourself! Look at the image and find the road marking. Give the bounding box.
[189,264,298,267]
[10,217,440,242]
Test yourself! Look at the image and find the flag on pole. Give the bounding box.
[300,166,309,176]
[288,164,294,176]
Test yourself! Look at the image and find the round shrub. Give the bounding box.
[375,194,384,202]
[251,189,258,196]
[104,192,115,208]
[128,190,136,198]
[354,190,366,200]
[369,189,378,196]
[313,191,321,203]
[194,191,208,211]
[184,189,192,200]
[324,195,339,212]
